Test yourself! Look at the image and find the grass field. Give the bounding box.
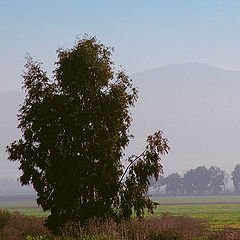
[153,203,240,229]
[8,208,49,217]
[151,195,240,229]
[151,195,240,204]
[0,201,36,208]
[1,195,240,230]
[0,200,48,217]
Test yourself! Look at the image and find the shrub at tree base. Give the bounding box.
[0,210,11,230]
[25,236,49,240]
[61,213,208,240]
[0,211,50,240]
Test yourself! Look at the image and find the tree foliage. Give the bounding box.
[208,165,225,194]
[7,36,170,232]
[149,175,165,191]
[151,165,226,195]
[232,164,240,193]
[165,173,183,195]
[183,169,195,194]
[191,166,210,194]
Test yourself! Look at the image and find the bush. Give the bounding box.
[149,230,184,240]
[0,210,11,229]
[61,213,208,240]
[1,211,240,240]
[25,236,49,240]
[207,228,240,240]
[0,212,50,240]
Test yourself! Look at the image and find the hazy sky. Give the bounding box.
[2,1,240,180]
[1,0,240,91]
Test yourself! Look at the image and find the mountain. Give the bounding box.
[1,63,240,181]
[130,63,240,174]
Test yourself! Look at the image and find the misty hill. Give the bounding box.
[130,63,240,174]
[1,63,240,182]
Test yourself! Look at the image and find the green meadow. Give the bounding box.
[0,201,48,217]
[2,195,240,229]
[151,195,240,204]
[151,195,240,229]
[152,203,240,229]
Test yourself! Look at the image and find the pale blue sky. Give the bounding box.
[1,0,240,91]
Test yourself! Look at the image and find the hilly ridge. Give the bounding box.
[130,63,240,173]
[1,63,240,180]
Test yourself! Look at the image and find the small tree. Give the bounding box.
[7,36,170,232]
[208,165,225,194]
[183,169,195,194]
[149,175,165,192]
[165,173,183,195]
[232,164,240,193]
[192,166,210,194]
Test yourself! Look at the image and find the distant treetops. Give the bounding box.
[151,165,240,195]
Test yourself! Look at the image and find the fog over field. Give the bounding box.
[1,63,240,180]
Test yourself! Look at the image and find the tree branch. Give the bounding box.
[119,150,146,183]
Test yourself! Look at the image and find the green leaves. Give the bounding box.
[118,131,170,219]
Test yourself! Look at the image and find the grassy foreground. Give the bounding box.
[2,195,240,229]
[1,196,240,239]
[0,210,220,240]
[1,210,240,240]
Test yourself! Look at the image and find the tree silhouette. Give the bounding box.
[183,169,195,194]
[149,175,165,192]
[208,165,225,194]
[165,173,183,195]
[232,164,240,193]
[7,36,170,233]
[192,166,210,194]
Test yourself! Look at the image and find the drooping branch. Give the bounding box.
[119,151,146,183]
[119,131,170,184]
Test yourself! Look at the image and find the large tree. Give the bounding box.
[7,36,170,232]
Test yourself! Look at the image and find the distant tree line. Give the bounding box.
[150,164,240,195]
